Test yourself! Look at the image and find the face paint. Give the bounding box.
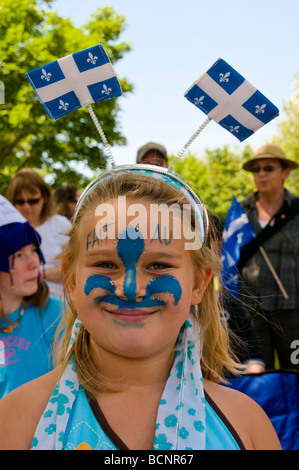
[116,226,145,302]
[84,226,182,309]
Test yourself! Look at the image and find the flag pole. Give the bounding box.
[86,104,116,169]
[168,117,212,172]
[259,246,289,299]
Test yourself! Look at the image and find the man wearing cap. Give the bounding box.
[136,142,168,167]
[238,144,299,370]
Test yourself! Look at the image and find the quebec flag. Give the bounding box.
[185,58,279,142]
[26,44,122,120]
[221,196,256,297]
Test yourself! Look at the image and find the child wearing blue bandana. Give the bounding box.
[0,167,281,450]
[0,196,63,400]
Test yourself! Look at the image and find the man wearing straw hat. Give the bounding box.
[238,144,299,371]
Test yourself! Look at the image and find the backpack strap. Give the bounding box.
[238,198,299,271]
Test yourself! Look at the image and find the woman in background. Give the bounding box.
[6,169,71,295]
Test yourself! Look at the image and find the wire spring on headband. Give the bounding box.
[168,117,212,172]
[86,104,116,169]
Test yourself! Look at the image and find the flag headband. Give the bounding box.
[169,58,279,170]
[26,47,279,172]
[73,164,209,246]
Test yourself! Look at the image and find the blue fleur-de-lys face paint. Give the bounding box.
[84,226,182,309]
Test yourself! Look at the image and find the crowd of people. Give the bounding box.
[0,141,297,450]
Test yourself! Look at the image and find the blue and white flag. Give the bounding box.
[26,44,122,120]
[221,196,256,297]
[185,58,279,142]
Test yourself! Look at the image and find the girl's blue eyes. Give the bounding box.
[95,262,171,270]
[96,262,117,269]
[150,263,170,270]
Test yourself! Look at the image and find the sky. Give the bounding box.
[51,0,299,167]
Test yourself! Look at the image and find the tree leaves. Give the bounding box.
[0,0,133,193]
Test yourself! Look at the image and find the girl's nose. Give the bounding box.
[115,269,147,302]
[27,252,40,269]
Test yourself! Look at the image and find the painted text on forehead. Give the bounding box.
[84,226,182,309]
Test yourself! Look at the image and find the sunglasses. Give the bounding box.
[250,165,279,173]
[14,197,41,206]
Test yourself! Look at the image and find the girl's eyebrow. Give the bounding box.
[85,248,118,258]
[143,251,183,259]
[85,249,182,259]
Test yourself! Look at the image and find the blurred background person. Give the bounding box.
[136,142,168,167]
[0,196,62,399]
[52,184,80,221]
[238,144,299,370]
[6,169,71,296]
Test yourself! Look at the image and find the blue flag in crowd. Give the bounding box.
[184,58,279,142]
[221,196,256,297]
[26,44,122,120]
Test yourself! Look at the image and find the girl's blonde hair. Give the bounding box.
[56,171,240,395]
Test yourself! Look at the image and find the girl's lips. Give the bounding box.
[106,308,157,322]
[26,277,38,283]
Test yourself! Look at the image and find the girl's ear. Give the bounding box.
[61,259,76,302]
[191,267,213,306]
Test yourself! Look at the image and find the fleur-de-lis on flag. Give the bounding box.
[101,84,112,96]
[219,72,230,83]
[25,44,122,121]
[255,104,266,114]
[87,52,98,65]
[184,58,279,143]
[194,96,205,106]
[41,69,52,82]
[58,100,69,111]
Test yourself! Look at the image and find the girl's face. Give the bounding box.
[0,244,40,300]
[68,199,212,361]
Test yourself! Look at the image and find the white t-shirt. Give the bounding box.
[36,214,71,294]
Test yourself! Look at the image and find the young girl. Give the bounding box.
[0,196,63,399]
[0,167,281,450]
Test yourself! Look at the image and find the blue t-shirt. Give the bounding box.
[0,295,63,399]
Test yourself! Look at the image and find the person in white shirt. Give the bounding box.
[6,168,71,295]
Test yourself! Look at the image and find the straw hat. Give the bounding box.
[242,144,298,171]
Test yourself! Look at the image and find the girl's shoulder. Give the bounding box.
[203,378,281,450]
[0,368,60,450]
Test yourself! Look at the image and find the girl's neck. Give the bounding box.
[90,338,173,390]
[0,293,23,316]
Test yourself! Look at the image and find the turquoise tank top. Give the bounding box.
[61,387,245,450]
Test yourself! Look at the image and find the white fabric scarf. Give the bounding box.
[31,314,206,450]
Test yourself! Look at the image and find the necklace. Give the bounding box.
[257,195,283,215]
[2,307,25,333]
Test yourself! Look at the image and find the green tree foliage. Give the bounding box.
[0,0,132,193]
[273,76,299,195]
[172,145,255,221]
